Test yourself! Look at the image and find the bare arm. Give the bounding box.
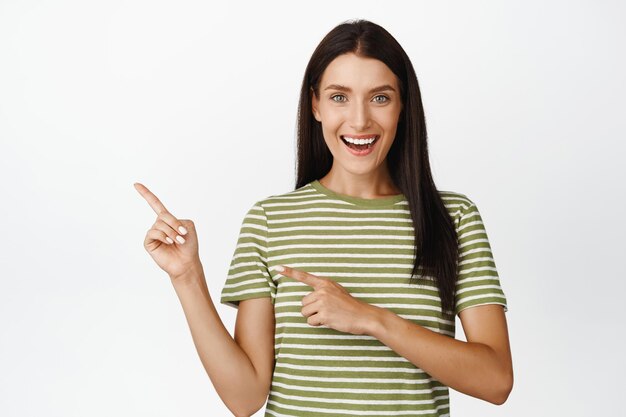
[368,304,513,405]
[172,263,275,416]
[134,182,275,415]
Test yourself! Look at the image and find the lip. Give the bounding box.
[341,134,379,139]
[340,134,380,157]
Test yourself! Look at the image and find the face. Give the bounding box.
[311,52,403,177]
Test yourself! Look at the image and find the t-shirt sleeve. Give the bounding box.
[220,201,276,309]
[454,199,508,316]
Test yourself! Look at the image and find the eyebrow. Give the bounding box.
[323,84,396,93]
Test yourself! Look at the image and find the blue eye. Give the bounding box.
[330,94,389,103]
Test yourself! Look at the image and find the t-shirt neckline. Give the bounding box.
[310,179,406,207]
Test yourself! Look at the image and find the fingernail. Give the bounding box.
[176,235,185,244]
[178,226,187,235]
[274,265,284,272]
[166,237,174,244]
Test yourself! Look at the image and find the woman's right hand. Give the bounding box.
[134,182,201,282]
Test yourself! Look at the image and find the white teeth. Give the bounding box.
[342,136,377,145]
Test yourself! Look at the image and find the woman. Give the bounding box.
[136,19,513,417]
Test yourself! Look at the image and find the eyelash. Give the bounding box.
[330,94,390,103]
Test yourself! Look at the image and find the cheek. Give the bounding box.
[321,113,343,131]
[318,104,343,125]
[320,118,343,142]
[379,107,402,129]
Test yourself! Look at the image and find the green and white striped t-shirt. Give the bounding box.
[220,179,508,417]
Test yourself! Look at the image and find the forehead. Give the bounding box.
[319,53,398,90]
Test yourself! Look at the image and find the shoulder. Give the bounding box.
[246,182,317,215]
[437,190,481,229]
[254,182,319,209]
[438,189,475,213]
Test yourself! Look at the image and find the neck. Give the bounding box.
[318,164,401,199]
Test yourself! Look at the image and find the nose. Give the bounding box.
[348,100,371,131]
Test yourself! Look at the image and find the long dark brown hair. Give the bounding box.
[294,19,459,316]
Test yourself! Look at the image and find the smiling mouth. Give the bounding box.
[340,135,380,151]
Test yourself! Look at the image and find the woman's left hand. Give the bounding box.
[275,265,380,335]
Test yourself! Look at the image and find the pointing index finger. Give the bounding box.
[277,265,324,289]
[133,182,170,215]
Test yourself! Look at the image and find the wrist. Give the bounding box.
[170,260,204,286]
[364,304,390,338]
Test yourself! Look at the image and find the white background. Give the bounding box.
[1,0,624,415]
